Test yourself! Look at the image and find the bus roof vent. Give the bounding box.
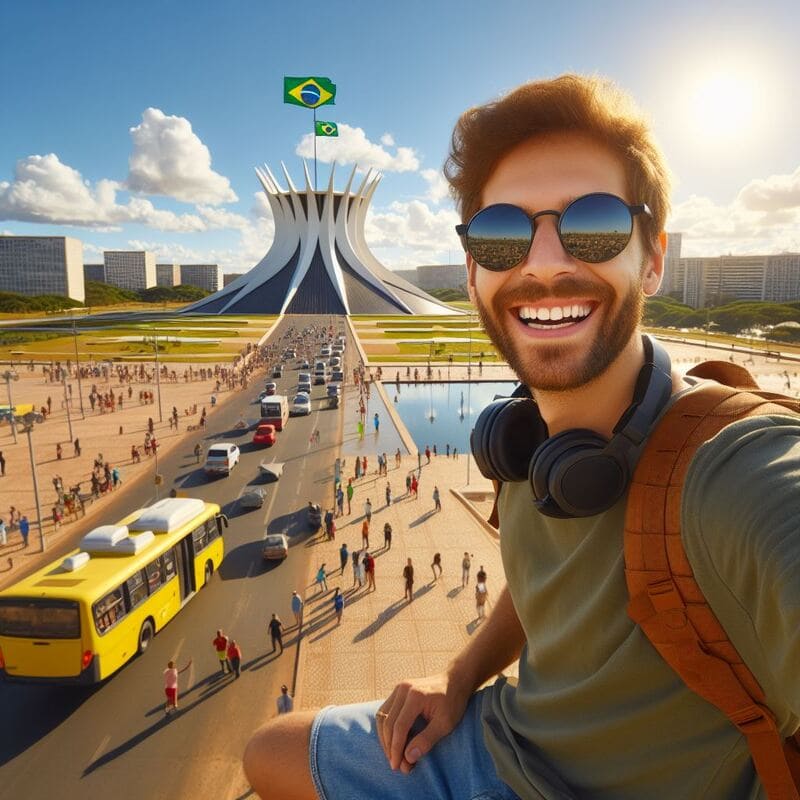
[80,525,130,552]
[62,552,91,572]
[128,497,206,533]
[78,526,156,555]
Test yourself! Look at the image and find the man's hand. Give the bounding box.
[375,673,471,774]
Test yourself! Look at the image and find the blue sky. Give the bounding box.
[1,0,798,274]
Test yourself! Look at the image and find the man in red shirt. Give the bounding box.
[212,629,230,674]
[227,639,242,679]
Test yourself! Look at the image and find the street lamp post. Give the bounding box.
[61,372,73,443]
[17,411,46,551]
[71,317,85,419]
[2,370,19,444]
[149,333,164,423]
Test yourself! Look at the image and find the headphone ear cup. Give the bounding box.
[471,400,507,481]
[530,429,628,517]
[471,397,545,482]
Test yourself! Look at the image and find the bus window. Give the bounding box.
[162,548,177,582]
[0,598,80,639]
[145,559,164,594]
[94,587,125,634]
[125,570,148,611]
[205,518,220,545]
[192,522,210,554]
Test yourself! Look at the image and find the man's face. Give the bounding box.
[467,133,662,392]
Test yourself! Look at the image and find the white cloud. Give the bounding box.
[365,199,462,266]
[0,153,206,231]
[420,168,450,204]
[296,124,419,173]
[127,108,237,204]
[736,166,800,216]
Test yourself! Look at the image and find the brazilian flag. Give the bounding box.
[315,121,339,137]
[284,76,336,109]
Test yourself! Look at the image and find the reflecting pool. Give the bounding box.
[385,381,517,454]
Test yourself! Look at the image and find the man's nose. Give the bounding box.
[518,215,577,282]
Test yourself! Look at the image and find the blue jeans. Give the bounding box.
[309,690,519,800]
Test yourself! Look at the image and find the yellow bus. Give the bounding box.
[0,497,227,684]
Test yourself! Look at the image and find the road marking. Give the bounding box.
[88,734,110,765]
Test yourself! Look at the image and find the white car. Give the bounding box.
[204,443,240,476]
[291,394,311,416]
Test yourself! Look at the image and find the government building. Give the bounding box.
[0,235,84,301]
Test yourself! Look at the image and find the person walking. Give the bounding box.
[373,412,380,433]
[365,551,376,591]
[433,485,441,512]
[410,474,419,499]
[385,482,392,507]
[364,498,372,524]
[339,543,349,575]
[73,438,81,457]
[461,552,472,588]
[351,549,360,589]
[19,515,29,548]
[405,473,412,496]
[56,442,63,460]
[361,519,370,550]
[268,613,284,654]
[194,443,202,463]
[346,479,354,515]
[291,591,304,629]
[315,564,328,594]
[431,552,442,581]
[476,565,487,585]
[0,517,6,546]
[356,549,367,588]
[383,522,392,550]
[276,684,293,715]
[112,466,121,488]
[475,580,489,621]
[395,448,401,468]
[425,445,431,464]
[336,485,344,517]
[163,658,192,715]
[333,588,345,624]
[212,630,231,674]
[0,451,5,476]
[403,558,414,602]
[227,639,242,678]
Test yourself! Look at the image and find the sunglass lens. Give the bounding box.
[467,204,531,271]
[560,194,633,263]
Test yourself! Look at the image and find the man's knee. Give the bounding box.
[243,709,317,799]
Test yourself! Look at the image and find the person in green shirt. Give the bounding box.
[243,74,800,800]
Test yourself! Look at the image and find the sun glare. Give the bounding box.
[688,69,759,145]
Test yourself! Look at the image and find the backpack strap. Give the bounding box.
[625,380,800,799]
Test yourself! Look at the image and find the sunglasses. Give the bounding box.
[456,192,651,271]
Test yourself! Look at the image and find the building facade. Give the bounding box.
[223,272,244,287]
[156,263,180,287]
[0,236,84,301]
[180,264,221,292]
[670,252,800,307]
[104,251,156,291]
[83,263,106,283]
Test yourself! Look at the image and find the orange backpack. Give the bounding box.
[625,361,800,799]
[488,360,800,798]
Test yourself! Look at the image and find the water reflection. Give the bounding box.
[387,381,517,453]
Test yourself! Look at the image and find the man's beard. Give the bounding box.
[474,276,644,392]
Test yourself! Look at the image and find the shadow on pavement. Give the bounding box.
[408,509,438,528]
[351,586,434,643]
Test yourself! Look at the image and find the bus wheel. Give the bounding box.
[138,620,155,654]
[204,561,213,585]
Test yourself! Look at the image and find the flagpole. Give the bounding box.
[313,107,318,191]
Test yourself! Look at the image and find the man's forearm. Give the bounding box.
[447,585,524,698]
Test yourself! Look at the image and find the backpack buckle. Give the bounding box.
[731,704,774,735]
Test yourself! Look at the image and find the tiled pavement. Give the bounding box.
[293,377,512,710]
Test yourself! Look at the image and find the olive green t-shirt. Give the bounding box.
[482,412,800,799]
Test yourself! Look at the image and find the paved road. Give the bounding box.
[0,315,352,800]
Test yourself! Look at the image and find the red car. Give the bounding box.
[252,423,277,446]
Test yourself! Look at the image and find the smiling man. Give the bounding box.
[243,75,799,799]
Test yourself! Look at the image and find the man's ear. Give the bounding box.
[643,233,666,297]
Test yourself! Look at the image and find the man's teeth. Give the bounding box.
[517,304,591,325]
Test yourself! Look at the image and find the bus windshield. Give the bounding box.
[0,598,81,639]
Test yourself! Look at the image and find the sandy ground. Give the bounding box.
[0,325,277,582]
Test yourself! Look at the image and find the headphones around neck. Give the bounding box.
[470,334,673,518]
